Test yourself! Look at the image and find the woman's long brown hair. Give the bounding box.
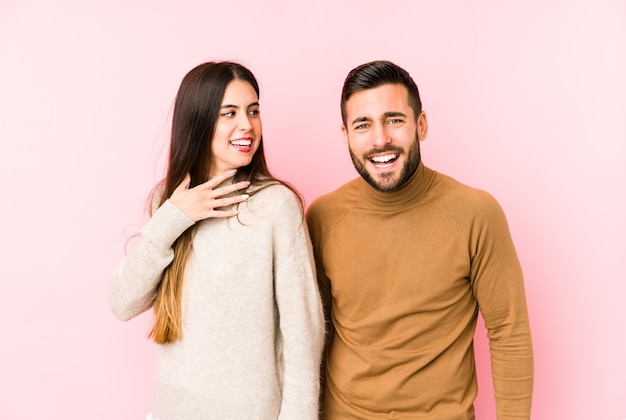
[148,61,299,344]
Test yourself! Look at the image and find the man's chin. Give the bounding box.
[365,171,403,192]
[351,155,411,192]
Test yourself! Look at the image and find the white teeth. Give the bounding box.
[230,140,252,146]
[370,154,397,163]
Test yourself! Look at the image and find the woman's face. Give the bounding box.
[209,79,262,174]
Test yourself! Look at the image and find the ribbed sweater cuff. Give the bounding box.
[141,200,195,247]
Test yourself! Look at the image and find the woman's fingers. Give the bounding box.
[208,208,241,218]
[169,170,251,221]
[197,170,250,200]
[211,180,251,197]
[201,169,238,189]
[202,192,250,219]
[211,192,250,209]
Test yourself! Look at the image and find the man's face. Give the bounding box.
[342,83,428,192]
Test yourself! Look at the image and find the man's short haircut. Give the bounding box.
[341,60,422,125]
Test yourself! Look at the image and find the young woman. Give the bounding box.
[109,61,325,420]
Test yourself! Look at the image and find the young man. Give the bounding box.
[306,60,533,419]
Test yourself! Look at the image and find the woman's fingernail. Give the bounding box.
[241,194,250,200]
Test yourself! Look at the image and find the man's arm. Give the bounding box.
[469,193,534,419]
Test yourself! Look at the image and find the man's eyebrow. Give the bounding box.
[384,111,407,118]
[350,112,407,125]
[350,116,372,125]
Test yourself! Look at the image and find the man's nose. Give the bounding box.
[371,124,391,147]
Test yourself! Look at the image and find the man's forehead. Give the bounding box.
[346,85,411,119]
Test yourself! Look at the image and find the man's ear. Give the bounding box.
[341,124,349,146]
[417,111,428,141]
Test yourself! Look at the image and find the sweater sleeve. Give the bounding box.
[469,193,534,419]
[109,199,195,321]
[305,200,335,413]
[271,191,325,420]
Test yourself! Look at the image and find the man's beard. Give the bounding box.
[349,138,421,192]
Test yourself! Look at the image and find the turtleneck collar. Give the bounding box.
[356,162,436,210]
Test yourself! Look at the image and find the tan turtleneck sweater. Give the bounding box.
[306,163,533,419]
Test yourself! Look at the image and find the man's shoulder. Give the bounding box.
[434,170,487,193]
[306,178,361,226]
[430,170,505,221]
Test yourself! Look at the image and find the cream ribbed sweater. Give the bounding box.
[110,183,325,420]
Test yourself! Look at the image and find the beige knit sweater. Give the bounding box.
[110,183,325,420]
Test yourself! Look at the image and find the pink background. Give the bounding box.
[1,0,625,419]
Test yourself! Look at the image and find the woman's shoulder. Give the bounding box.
[247,181,304,218]
[253,181,302,204]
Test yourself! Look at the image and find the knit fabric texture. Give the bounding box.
[306,163,533,419]
[110,183,325,420]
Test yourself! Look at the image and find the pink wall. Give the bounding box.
[1,0,624,418]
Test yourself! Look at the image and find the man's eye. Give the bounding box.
[387,119,403,125]
[355,123,369,130]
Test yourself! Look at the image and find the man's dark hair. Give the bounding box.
[341,60,422,125]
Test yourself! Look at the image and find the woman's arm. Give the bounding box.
[109,200,195,321]
[271,188,325,420]
[109,170,250,321]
